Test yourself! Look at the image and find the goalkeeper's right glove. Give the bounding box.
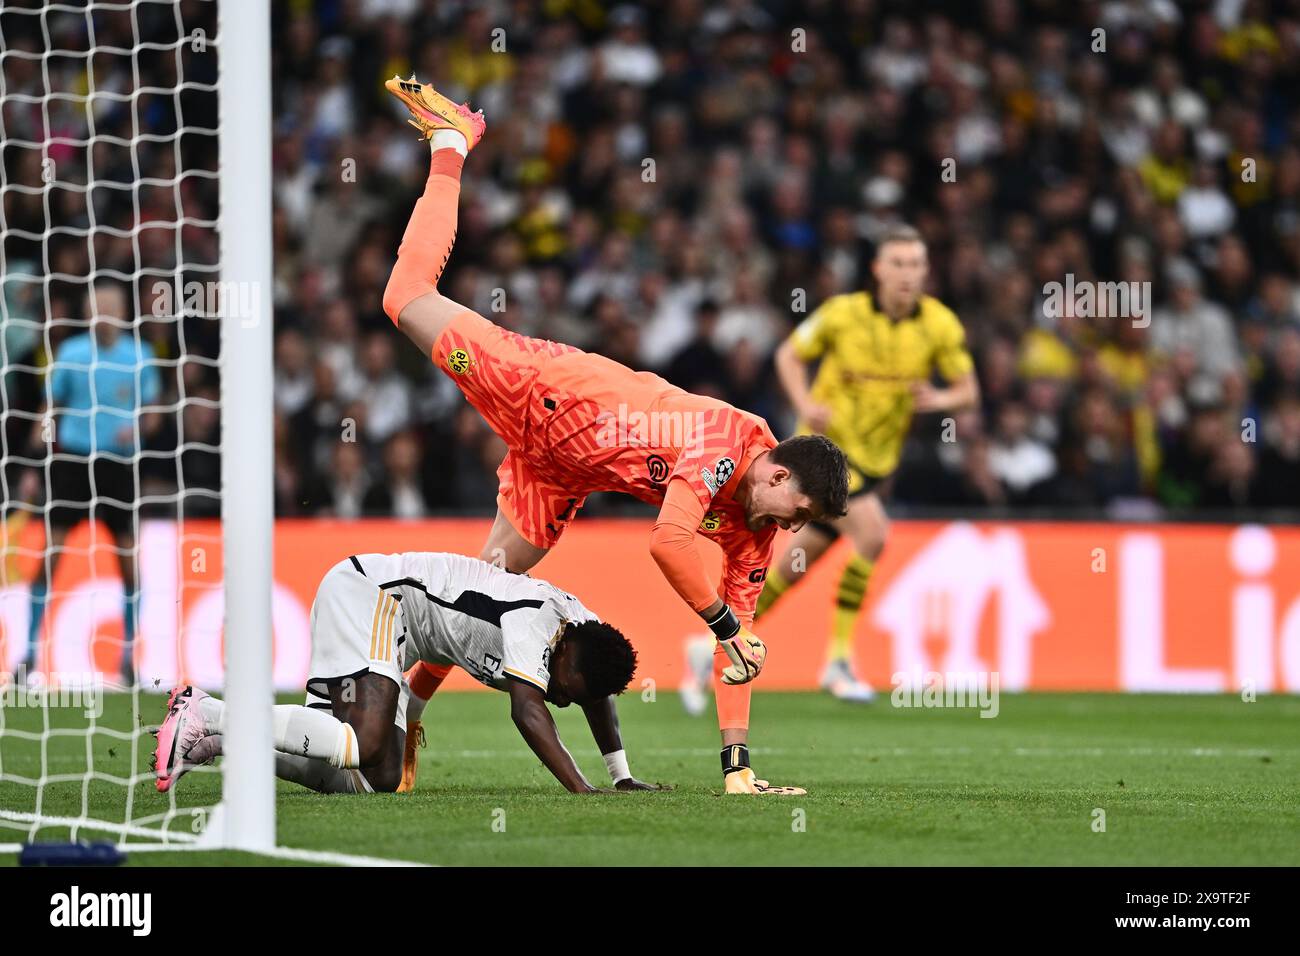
[721,744,807,795]
[705,604,767,684]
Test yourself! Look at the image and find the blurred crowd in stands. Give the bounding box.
[4,0,1299,521]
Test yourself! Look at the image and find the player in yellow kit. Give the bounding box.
[759,224,980,700]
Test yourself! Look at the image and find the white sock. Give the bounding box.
[407,689,429,723]
[275,753,367,794]
[198,694,224,734]
[430,128,467,157]
[269,704,359,768]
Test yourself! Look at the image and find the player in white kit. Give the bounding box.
[154,552,659,794]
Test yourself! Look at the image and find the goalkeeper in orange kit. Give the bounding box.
[379,77,849,794]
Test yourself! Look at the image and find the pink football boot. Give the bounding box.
[153,685,212,793]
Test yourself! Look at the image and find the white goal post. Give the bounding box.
[214,0,275,854]
[0,0,274,856]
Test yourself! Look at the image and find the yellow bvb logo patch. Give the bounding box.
[699,511,723,532]
[446,348,472,375]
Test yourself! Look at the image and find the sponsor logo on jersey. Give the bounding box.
[468,652,502,686]
[646,454,668,483]
[446,348,472,375]
[748,568,767,584]
[699,511,724,532]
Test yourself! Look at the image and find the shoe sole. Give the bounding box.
[385,78,483,146]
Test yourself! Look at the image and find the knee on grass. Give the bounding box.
[363,761,402,794]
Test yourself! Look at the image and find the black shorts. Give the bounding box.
[808,469,891,540]
[45,456,137,535]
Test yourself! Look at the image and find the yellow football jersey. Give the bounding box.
[788,291,974,484]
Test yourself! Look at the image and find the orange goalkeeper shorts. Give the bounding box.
[433,310,586,550]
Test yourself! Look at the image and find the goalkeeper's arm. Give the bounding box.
[648,480,767,684]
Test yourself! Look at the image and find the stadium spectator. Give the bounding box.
[989,400,1058,503]
[1150,261,1241,403]
[363,430,428,519]
[6,0,1299,525]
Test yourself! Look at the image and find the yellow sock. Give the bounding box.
[829,555,873,661]
[753,566,791,622]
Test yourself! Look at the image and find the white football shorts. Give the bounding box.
[304,557,409,730]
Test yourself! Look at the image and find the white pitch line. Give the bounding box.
[242,845,430,867]
[430,745,1292,759]
[99,843,430,866]
[0,811,426,866]
[0,809,199,843]
[0,840,429,866]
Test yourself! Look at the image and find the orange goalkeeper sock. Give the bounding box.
[382,148,465,326]
[405,661,452,724]
[407,660,452,701]
[712,643,752,732]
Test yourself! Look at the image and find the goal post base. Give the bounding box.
[17,842,126,867]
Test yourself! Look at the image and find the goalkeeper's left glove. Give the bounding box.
[705,604,767,684]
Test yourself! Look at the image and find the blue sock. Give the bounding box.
[26,579,48,671]
[122,589,139,674]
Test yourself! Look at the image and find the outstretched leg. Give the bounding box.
[165,674,403,794]
[382,77,486,355]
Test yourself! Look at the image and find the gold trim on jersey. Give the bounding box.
[503,666,547,692]
[369,592,399,663]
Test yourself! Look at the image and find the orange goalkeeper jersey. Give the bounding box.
[435,310,779,619]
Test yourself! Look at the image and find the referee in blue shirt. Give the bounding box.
[25,281,160,687]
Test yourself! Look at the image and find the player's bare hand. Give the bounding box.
[910,381,947,413]
[799,401,834,432]
[614,777,673,792]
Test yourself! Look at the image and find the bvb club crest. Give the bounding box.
[446,348,472,375]
[699,511,724,533]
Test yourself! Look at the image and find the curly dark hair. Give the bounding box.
[770,434,850,519]
[561,620,638,699]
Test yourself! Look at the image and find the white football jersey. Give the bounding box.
[346,552,601,693]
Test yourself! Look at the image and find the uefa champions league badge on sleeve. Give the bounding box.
[700,456,735,496]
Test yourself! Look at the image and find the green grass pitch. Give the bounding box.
[2,690,1297,866]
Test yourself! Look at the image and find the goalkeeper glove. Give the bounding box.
[705,604,767,684]
[721,744,807,795]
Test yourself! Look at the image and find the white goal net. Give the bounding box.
[0,0,273,855]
